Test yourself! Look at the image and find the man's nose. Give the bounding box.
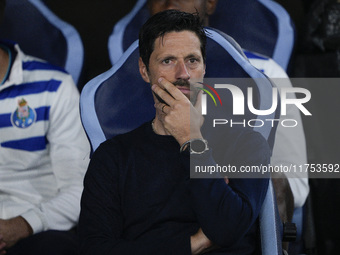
[175,60,190,80]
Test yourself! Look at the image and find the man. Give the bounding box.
[147,0,309,227]
[0,1,90,254]
[79,10,270,254]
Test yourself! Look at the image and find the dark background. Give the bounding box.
[44,0,137,85]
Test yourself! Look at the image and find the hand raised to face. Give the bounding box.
[152,77,204,146]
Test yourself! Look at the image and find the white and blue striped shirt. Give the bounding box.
[0,43,90,234]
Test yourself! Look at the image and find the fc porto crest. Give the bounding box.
[11,98,36,128]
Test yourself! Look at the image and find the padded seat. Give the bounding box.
[82,28,278,152]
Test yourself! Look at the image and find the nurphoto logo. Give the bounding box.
[201,84,311,116]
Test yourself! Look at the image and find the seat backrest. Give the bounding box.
[82,28,278,152]
[81,28,282,255]
[108,0,294,71]
[0,0,84,86]
[260,179,283,254]
[210,0,295,71]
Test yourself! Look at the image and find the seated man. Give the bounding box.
[79,10,270,255]
[148,0,309,228]
[0,1,90,254]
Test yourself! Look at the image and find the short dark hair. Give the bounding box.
[139,9,207,70]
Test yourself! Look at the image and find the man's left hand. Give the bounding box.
[0,217,33,249]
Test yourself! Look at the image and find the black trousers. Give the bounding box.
[6,230,78,255]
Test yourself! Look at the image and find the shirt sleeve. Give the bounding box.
[78,142,191,255]
[21,75,90,233]
[187,131,270,247]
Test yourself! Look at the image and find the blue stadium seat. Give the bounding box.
[108,0,295,71]
[0,0,84,87]
[80,27,282,255]
[210,0,295,71]
[261,180,283,255]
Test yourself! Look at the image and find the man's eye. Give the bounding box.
[162,59,171,64]
[189,58,198,63]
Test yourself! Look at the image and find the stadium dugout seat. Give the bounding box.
[107,0,295,71]
[80,27,283,255]
[0,0,84,87]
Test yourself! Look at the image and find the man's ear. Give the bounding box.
[206,0,218,16]
[139,57,150,83]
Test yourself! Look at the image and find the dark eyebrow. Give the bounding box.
[185,54,202,60]
[157,55,176,61]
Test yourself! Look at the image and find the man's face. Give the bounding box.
[149,0,206,16]
[139,30,205,105]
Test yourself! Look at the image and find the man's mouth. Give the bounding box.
[176,86,191,95]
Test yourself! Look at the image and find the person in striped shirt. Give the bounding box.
[0,1,90,254]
